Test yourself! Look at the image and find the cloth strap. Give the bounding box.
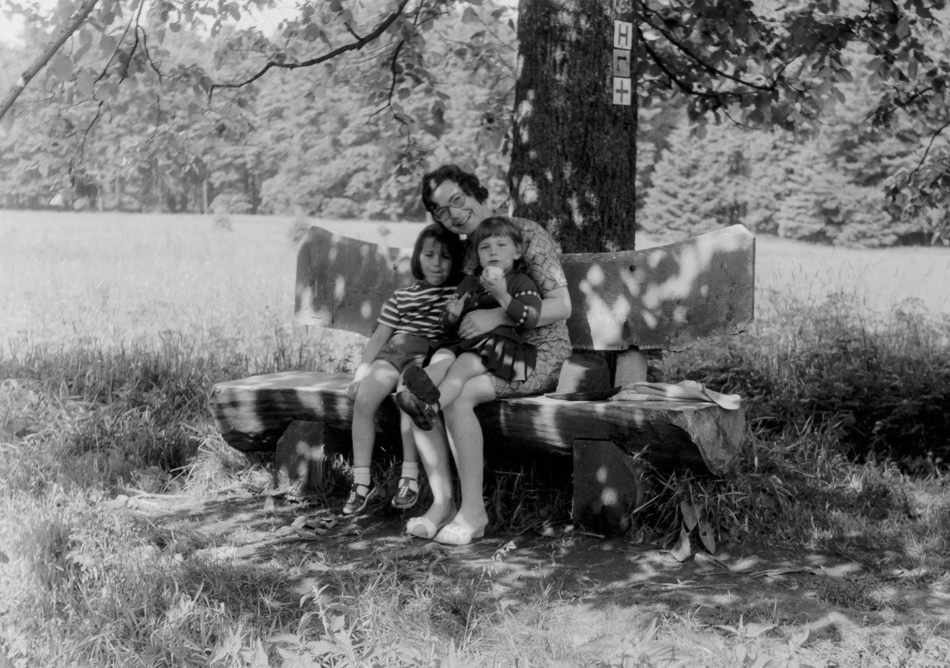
[611,380,741,410]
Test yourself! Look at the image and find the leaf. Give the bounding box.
[461,7,479,24]
[698,518,716,553]
[100,33,117,57]
[440,639,458,668]
[51,54,74,82]
[744,622,776,638]
[680,500,698,530]
[0,110,14,135]
[262,495,276,513]
[669,525,692,562]
[76,69,95,96]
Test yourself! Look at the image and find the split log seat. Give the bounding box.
[209,223,756,533]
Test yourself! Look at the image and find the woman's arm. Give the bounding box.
[458,286,571,338]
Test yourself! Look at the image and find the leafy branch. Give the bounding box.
[209,0,412,97]
[639,5,778,94]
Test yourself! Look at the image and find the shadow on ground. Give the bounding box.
[108,489,950,634]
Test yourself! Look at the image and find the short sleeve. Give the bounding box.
[377,293,401,329]
[515,218,567,297]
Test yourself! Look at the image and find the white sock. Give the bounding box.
[400,461,419,480]
[352,467,371,488]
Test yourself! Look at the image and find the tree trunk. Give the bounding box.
[509,0,638,253]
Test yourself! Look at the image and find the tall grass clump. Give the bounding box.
[632,290,950,580]
[665,292,950,468]
[1,326,359,496]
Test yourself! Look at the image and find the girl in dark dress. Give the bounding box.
[397,216,542,432]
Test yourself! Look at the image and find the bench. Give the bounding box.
[209,223,755,533]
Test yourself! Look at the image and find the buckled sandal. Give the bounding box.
[402,365,442,405]
[390,476,420,509]
[341,482,378,515]
[395,391,438,431]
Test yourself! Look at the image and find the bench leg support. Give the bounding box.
[572,439,647,536]
[614,349,648,386]
[276,420,331,495]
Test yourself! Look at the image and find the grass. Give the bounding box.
[2,210,950,666]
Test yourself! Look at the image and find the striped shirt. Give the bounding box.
[378,281,456,340]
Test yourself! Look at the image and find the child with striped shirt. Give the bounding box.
[342,224,465,515]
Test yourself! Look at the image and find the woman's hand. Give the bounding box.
[346,362,371,400]
[459,307,506,339]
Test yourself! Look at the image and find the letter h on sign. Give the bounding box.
[613,21,633,50]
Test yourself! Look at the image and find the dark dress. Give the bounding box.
[441,271,542,382]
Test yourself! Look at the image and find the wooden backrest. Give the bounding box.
[294,224,755,351]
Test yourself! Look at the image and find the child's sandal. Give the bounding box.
[395,391,437,431]
[402,365,441,405]
[342,481,378,515]
[390,476,419,509]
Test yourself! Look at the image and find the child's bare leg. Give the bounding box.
[419,349,456,388]
[351,361,399,469]
[344,360,398,514]
[400,412,418,464]
[392,412,421,508]
[436,352,488,411]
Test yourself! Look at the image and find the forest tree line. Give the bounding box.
[1,1,948,248]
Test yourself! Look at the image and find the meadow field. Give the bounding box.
[2,212,947,353]
[2,210,950,667]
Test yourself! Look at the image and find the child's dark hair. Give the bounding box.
[470,216,526,273]
[410,223,466,285]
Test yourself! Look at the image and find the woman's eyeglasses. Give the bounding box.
[432,192,466,223]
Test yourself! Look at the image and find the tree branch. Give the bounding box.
[640,40,728,99]
[0,0,100,123]
[639,8,777,93]
[210,0,411,97]
[913,116,950,174]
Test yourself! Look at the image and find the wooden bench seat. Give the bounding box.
[209,223,755,532]
[211,370,744,474]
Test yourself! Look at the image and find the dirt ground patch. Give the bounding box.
[106,488,950,640]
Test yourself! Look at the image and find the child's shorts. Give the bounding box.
[375,333,437,373]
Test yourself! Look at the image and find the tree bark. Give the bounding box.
[508,0,638,253]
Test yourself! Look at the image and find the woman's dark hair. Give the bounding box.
[421,164,489,215]
[470,216,526,273]
[410,223,466,285]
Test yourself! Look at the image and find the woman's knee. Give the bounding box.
[443,375,495,418]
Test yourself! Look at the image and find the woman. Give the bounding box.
[404,164,573,545]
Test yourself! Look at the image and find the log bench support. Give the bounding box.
[572,439,648,535]
[275,420,331,495]
[209,224,755,535]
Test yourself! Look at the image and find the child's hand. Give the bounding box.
[347,363,370,399]
[445,293,469,322]
[479,266,506,297]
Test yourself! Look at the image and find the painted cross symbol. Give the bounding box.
[613,77,632,105]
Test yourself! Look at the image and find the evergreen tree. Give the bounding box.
[640,121,748,242]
